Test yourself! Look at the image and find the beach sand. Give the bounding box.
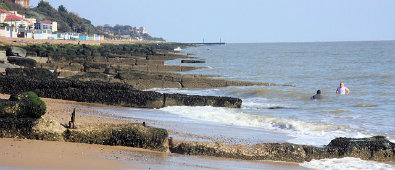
[0,94,308,170]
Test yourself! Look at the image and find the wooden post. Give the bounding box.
[68,108,76,129]
[169,137,174,149]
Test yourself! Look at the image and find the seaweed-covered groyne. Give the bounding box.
[64,124,169,152]
[171,136,395,162]
[0,92,169,151]
[0,76,242,108]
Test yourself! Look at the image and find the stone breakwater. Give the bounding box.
[0,92,169,152]
[0,118,169,152]
[171,136,395,162]
[0,76,242,108]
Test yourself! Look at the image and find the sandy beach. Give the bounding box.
[0,94,308,170]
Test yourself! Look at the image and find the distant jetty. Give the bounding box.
[191,42,226,45]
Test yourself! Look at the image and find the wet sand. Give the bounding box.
[0,138,308,170]
[0,94,309,170]
[0,138,129,170]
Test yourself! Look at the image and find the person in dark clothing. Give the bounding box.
[311,90,323,100]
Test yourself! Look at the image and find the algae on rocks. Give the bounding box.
[171,136,395,163]
[0,118,65,141]
[64,123,169,152]
[0,76,243,108]
[0,91,46,119]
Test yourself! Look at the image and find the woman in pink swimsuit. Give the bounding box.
[336,82,350,95]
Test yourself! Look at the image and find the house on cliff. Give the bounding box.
[13,0,30,8]
[0,9,12,23]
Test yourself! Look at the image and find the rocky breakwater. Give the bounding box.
[0,72,242,108]
[0,92,65,141]
[0,91,170,152]
[115,70,294,89]
[64,123,169,152]
[171,136,395,163]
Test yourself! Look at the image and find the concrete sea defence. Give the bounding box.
[0,75,242,108]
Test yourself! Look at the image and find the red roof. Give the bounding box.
[4,15,29,21]
[41,20,52,24]
[0,9,11,14]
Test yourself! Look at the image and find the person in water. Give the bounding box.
[336,82,350,95]
[311,90,323,100]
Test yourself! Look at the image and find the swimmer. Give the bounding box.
[336,82,350,95]
[311,90,323,100]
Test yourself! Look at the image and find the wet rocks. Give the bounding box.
[326,136,395,161]
[0,119,169,151]
[0,91,46,119]
[0,76,243,108]
[7,57,37,68]
[181,60,206,63]
[164,94,242,108]
[6,68,57,79]
[8,46,27,57]
[171,136,395,163]
[0,91,170,152]
[114,70,293,90]
[64,123,169,152]
[0,118,65,141]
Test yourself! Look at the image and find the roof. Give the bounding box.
[0,9,11,14]
[4,15,29,21]
[40,20,52,24]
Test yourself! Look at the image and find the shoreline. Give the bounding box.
[2,93,394,169]
[0,94,307,170]
[1,41,394,169]
[0,138,307,170]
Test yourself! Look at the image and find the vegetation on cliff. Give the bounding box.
[97,24,165,41]
[2,0,96,34]
[0,2,11,11]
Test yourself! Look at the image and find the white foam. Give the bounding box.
[300,157,395,170]
[159,106,370,145]
[242,97,276,108]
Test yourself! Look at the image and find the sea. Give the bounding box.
[82,41,395,170]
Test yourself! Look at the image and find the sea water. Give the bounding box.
[77,41,395,169]
[160,41,395,146]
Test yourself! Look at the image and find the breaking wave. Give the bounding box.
[160,106,372,146]
[300,157,395,170]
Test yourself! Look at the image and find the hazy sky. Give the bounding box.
[31,0,395,43]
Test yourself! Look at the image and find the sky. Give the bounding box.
[30,0,395,43]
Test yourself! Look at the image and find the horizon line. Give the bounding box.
[178,39,395,44]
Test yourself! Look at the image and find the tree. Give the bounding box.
[58,5,68,14]
[0,3,11,11]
